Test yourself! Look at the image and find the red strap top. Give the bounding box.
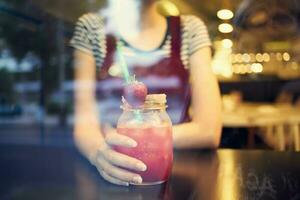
[97,16,191,124]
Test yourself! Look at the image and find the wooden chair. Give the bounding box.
[254,116,287,151]
[287,115,300,151]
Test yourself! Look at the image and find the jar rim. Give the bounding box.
[120,105,168,111]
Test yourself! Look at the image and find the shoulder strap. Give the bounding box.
[99,34,116,79]
[169,16,182,59]
[169,16,191,123]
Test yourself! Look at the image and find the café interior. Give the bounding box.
[1,0,300,199]
[1,0,299,150]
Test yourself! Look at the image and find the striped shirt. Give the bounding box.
[70,13,211,70]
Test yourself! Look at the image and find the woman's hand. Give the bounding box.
[93,129,147,186]
[73,50,147,186]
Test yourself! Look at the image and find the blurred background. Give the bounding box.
[0,0,299,150]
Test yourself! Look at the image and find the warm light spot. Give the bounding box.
[236,54,243,63]
[218,23,234,33]
[262,53,270,62]
[240,64,248,74]
[157,0,180,16]
[222,39,233,49]
[246,64,252,73]
[283,52,290,61]
[231,54,236,63]
[217,9,234,20]
[235,64,243,74]
[255,53,264,62]
[242,53,251,63]
[251,63,263,73]
[211,40,233,78]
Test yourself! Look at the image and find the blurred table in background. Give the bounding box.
[222,102,300,151]
[1,144,300,200]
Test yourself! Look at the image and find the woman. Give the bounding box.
[71,0,222,186]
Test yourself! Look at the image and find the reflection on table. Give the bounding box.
[1,145,300,199]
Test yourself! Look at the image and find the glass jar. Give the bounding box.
[114,94,173,185]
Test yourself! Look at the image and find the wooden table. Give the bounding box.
[1,144,300,200]
[222,103,300,150]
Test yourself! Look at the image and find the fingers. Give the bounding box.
[103,148,147,172]
[103,125,137,147]
[96,157,143,184]
[105,132,137,148]
[97,126,144,186]
[99,170,129,186]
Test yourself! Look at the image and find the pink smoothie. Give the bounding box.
[115,126,173,184]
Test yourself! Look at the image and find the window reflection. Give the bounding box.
[0,0,299,148]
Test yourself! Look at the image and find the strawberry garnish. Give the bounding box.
[123,76,148,108]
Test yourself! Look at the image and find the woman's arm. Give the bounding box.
[73,50,104,161]
[172,47,222,149]
[73,50,146,186]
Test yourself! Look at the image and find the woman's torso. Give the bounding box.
[70,13,211,125]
